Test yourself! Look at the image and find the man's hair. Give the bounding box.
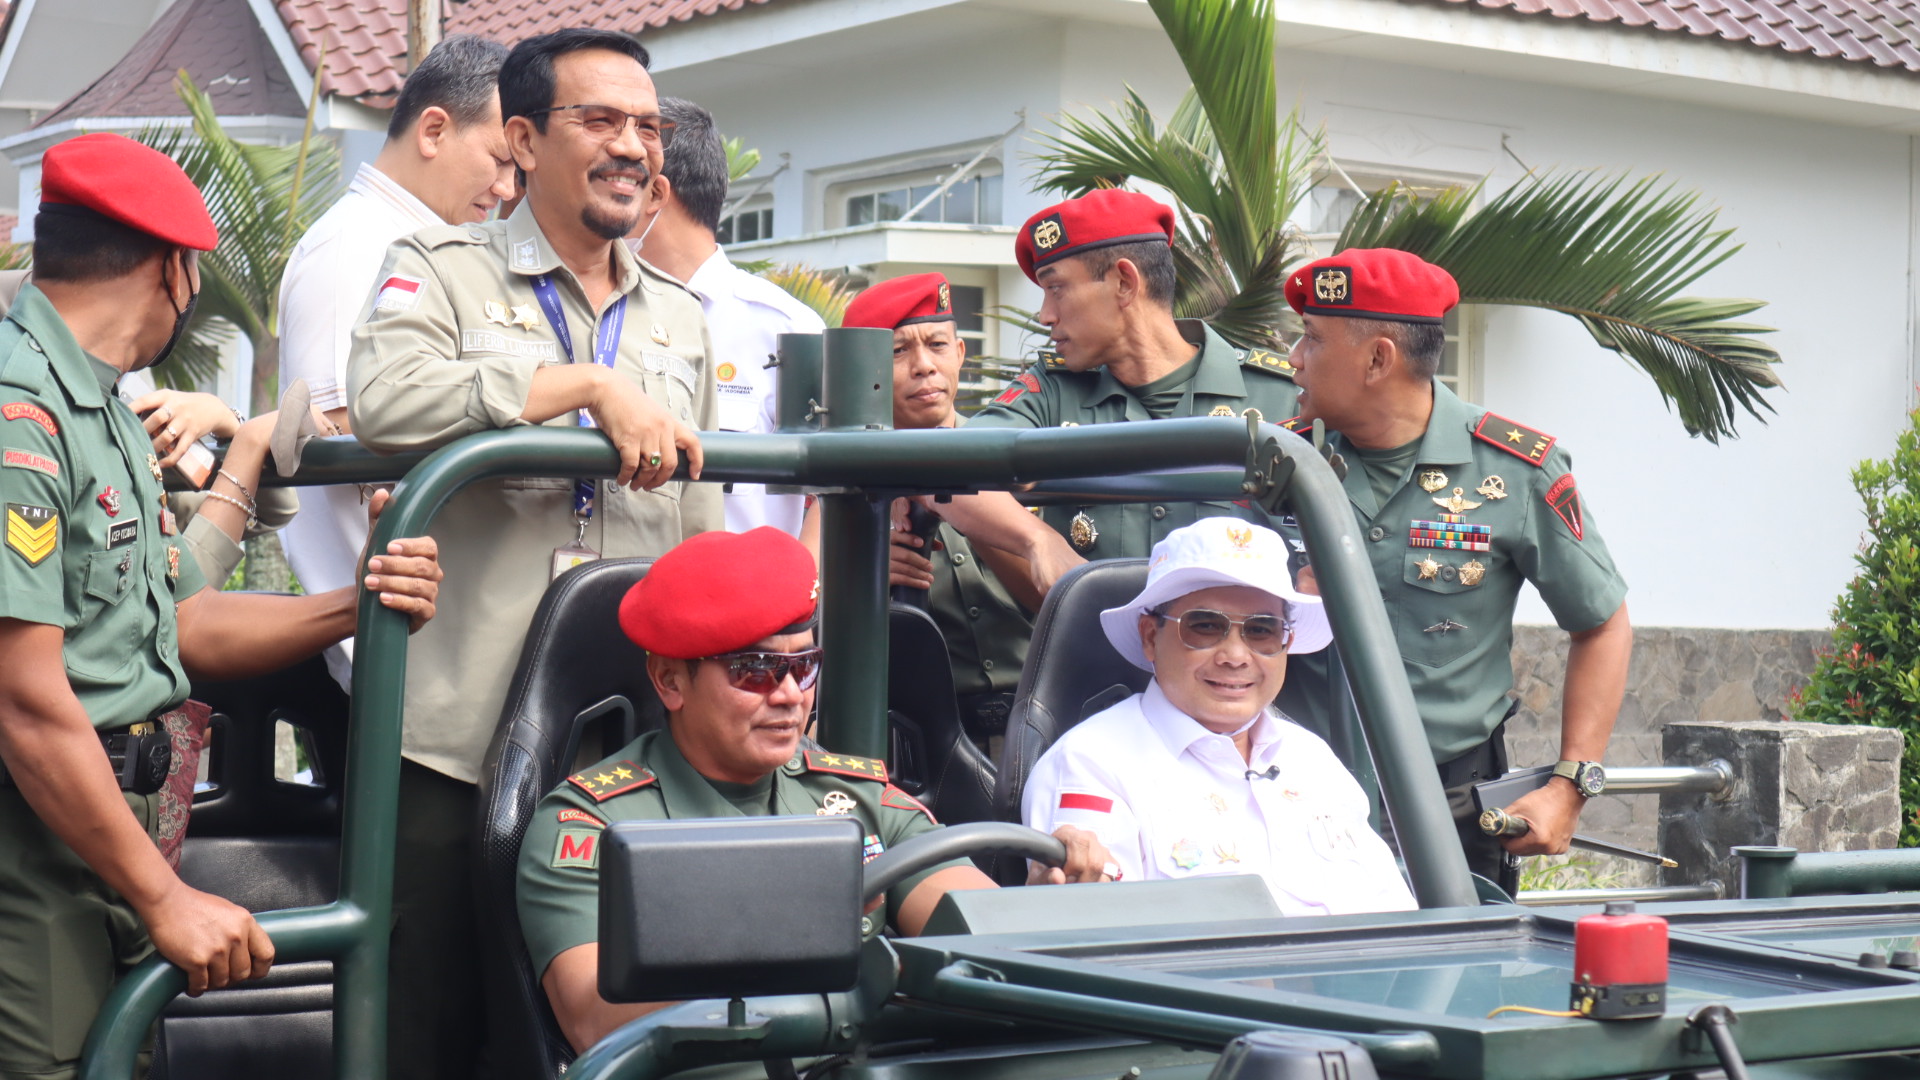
[1075,239,1176,308]
[499,29,651,132]
[386,34,508,142]
[32,208,171,283]
[1346,317,1446,381]
[658,97,727,234]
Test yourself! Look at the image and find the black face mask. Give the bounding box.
[145,253,199,370]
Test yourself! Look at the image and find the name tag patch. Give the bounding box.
[460,330,557,361]
[2,448,57,478]
[642,351,699,393]
[108,519,138,549]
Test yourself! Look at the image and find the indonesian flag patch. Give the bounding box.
[374,274,426,313]
[1058,792,1114,814]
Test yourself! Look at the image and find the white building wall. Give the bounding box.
[652,10,1910,631]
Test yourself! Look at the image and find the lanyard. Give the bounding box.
[530,274,627,520]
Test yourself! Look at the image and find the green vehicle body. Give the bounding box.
[81,329,1920,1080]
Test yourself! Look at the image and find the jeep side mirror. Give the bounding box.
[596,816,865,1003]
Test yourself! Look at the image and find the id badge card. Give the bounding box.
[552,544,600,581]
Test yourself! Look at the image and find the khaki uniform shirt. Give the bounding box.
[347,204,721,783]
[516,730,963,977]
[925,523,1029,697]
[968,320,1300,559]
[0,284,207,727]
[1317,382,1627,760]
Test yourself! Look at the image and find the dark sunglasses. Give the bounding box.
[705,648,823,693]
[526,104,677,148]
[1154,608,1295,656]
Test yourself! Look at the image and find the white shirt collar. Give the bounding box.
[683,247,735,301]
[1139,680,1280,762]
[348,162,442,230]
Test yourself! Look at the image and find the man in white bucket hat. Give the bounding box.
[1022,517,1415,916]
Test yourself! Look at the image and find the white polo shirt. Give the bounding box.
[1022,681,1417,917]
[681,250,823,536]
[278,163,443,689]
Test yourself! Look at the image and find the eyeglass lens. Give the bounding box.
[569,104,676,147]
[722,650,823,692]
[1170,609,1293,655]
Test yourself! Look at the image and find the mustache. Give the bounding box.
[590,157,652,185]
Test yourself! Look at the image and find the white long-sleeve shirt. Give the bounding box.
[277,164,443,689]
[1022,681,1416,916]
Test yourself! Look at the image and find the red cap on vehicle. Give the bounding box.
[1284,248,1458,325]
[618,528,819,659]
[1015,189,1175,284]
[39,133,218,251]
[844,272,954,330]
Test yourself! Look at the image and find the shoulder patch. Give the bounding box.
[804,750,888,783]
[994,371,1042,405]
[373,274,426,313]
[567,760,656,802]
[552,828,601,869]
[557,807,607,828]
[2,448,57,478]
[5,502,56,566]
[1241,348,1296,379]
[1545,473,1585,541]
[2,402,57,437]
[880,783,936,824]
[1472,412,1556,467]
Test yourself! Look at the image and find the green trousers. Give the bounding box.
[388,760,485,1080]
[0,788,158,1080]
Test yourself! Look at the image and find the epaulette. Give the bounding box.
[414,222,493,249]
[1039,348,1066,369]
[804,750,889,783]
[567,760,656,802]
[0,327,47,392]
[1472,412,1556,467]
[1238,347,1296,380]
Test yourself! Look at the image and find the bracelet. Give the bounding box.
[201,488,257,529]
[214,469,257,509]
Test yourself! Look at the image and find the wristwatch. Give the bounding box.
[1552,760,1607,798]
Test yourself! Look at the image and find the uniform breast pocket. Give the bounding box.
[1395,551,1483,667]
[66,549,140,679]
[640,350,699,427]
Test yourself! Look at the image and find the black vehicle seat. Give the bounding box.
[476,557,663,1080]
[886,602,997,828]
[154,653,349,1080]
[988,559,1378,884]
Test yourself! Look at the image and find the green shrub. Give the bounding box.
[1789,406,1920,846]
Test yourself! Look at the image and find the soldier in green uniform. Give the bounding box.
[517,526,1115,1052]
[1283,248,1633,889]
[842,273,1081,733]
[968,189,1301,559]
[0,134,443,1079]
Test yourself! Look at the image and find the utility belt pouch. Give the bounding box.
[105,729,174,796]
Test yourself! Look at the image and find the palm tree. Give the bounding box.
[1030,0,1782,443]
[139,69,343,414]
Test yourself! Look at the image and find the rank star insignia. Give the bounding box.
[816,791,856,816]
[1418,469,1448,493]
[1506,429,1525,443]
[510,304,541,330]
[98,486,121,517]
[484,299,512,326]
[1433,487,1482,515]
[1415,556,1441,580]
[1476,475,1508,500]
[1069,511,1098,553]
[650,323,670,346]
[1459,559,1487,586]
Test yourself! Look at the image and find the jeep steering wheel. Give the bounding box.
[860,821,1066,905]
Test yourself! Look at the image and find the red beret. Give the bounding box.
[40,133,218,251]
[844,273,953,330]
[1285,248,1458,325]
[618,527,819,659]
[1015,189,1174,284]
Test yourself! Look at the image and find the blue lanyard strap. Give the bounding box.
[530,273,628,521]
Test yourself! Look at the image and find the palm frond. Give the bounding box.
[1147,0,1279,238]
[758,263,856,328]
[1339,171,1781,441]
[723,137,761,183]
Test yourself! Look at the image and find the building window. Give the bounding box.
[1302,168,1476,400]
[837,168,1002,229]
[717,203,773,245]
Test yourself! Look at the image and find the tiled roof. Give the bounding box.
[445,0,779,48]
[1422,0,1920,73]
[37,0,303,127]
[277,0,408,104]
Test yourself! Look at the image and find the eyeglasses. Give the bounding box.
[526,104,677,148]
[1153,608,1295,656]
[705,648,823,693]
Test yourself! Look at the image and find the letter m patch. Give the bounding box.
[553,828,599,869]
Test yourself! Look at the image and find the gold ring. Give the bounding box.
[648,453,663,468]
